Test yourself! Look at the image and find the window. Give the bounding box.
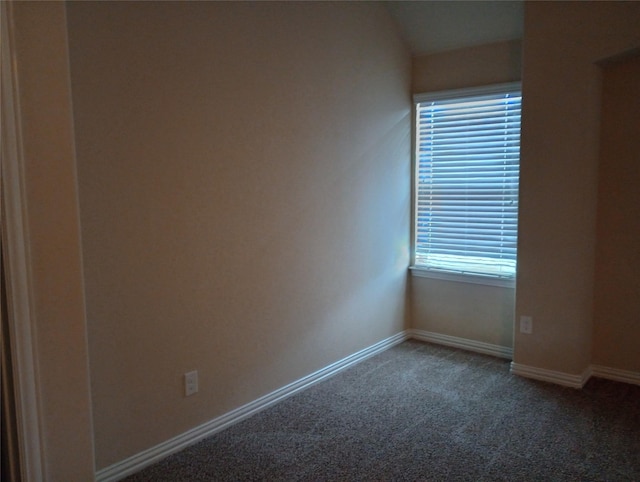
[411,83,522,285]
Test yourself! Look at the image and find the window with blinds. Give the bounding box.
[413,83,522,281]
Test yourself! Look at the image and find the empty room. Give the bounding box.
[1,1,639,480]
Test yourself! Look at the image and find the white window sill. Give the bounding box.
[409,266,516,288]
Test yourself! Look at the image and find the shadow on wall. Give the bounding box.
[592,50,640,373]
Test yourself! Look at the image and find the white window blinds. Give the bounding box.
[414,83,522,279]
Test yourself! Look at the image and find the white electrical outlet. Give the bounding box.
[520,316,533,334]
[184,370,198,397]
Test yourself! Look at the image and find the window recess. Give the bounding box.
[412,82,522,285]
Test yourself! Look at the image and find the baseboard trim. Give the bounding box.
[408,329,513,359]
[591,364,640,386]
[510,362,591,388]
[95,329,640,481]
[95,331,408,482]
[510,362,640,388]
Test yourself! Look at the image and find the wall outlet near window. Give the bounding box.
[519,316,533,334]
[184,370,198,396]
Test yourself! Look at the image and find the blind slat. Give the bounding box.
[414,87,522,279]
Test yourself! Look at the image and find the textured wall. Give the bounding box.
[9,2,95,479]
[412,39,522,93]
[411,277,515,349]
[514,1,640,375]
[592,54,640,373]
[410,39,521,349]
[66,1,411,469]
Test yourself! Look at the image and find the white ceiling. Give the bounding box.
[384,1,524,56]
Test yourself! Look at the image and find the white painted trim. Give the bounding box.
[510,362,590,389]
[0,2,45,480]
[510,362,640,388]
[409,267,515,289]
[96,332,409,482]
[408,329,513,359]
[93,327,640,480]
[591,365,640,386]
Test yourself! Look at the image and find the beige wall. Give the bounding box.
[8,1,639,477]
[411,278,515,348]
[412,39,522,93]
[8,2,95,479]
[66,1,411,469]
[514,1,640,375]
[592,53,640,372]
[410,40,521,348]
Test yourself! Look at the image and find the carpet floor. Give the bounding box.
[124,340,640,481]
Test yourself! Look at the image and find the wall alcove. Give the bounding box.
[593,50,640,373]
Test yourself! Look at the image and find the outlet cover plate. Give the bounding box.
[185,370,198,397]
[520,316,533,334]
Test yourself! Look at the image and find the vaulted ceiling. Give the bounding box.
[384,1,524,56]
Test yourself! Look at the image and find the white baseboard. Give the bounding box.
[510,362,640,388]
[96,328,639,481]
[408,330,640,389]
[95,331,408,482]
[408,329,513,360]
[591,364,640,386]
[510,362,590,388]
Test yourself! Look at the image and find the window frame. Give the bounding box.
[410,82,522,288]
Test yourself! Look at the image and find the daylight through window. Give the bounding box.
[412,83,522,281]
